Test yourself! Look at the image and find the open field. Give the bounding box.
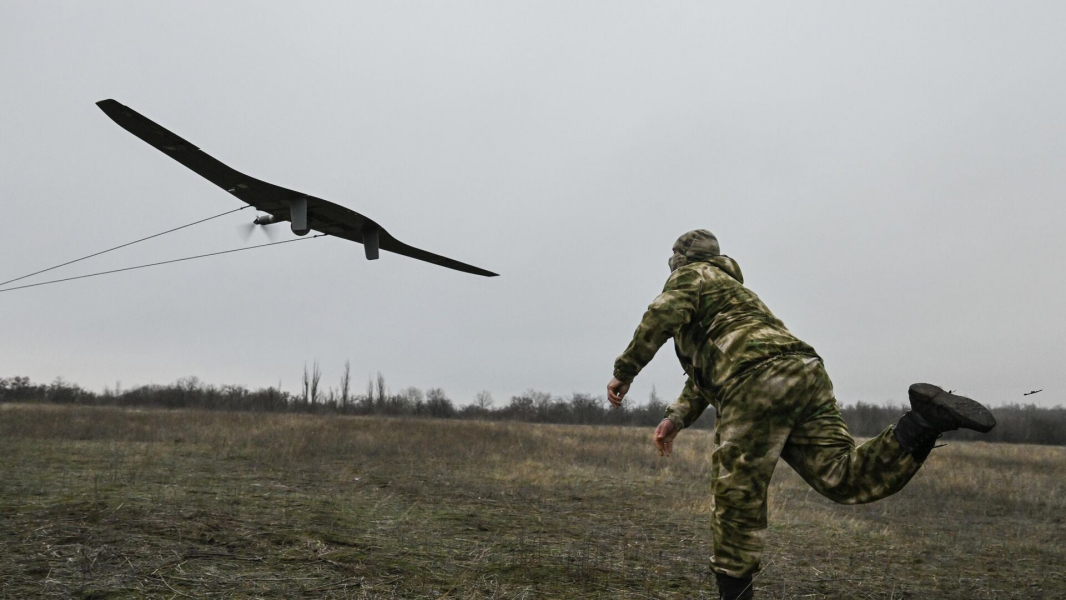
[1,404,1063,599]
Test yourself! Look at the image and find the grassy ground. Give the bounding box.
[1,404,1063,599]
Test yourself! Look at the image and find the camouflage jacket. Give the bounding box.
[613,256,818,429]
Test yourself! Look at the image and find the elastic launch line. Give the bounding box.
[0,235,324,294]
[0,205,251,288]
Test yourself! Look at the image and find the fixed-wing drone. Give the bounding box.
[96,99,497,277]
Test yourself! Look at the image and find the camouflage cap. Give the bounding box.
[669,229,720,272]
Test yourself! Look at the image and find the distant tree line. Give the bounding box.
[2,373,1063,446]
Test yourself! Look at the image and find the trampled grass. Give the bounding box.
[1,404,1063,598]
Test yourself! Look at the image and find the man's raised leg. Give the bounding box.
[781,366,995,504]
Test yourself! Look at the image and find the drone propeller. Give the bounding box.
[239,220,256,242]
[240,214,282,242]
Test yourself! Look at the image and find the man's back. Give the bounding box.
[614,254,817,395]
[679,256,817,391]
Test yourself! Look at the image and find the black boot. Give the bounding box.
[894,383,996,460]
[894,410,940,461]
[908,383,996,433]
[715,572,754,600]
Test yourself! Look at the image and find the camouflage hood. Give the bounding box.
[669,230,743,283]
[705,254,744,284]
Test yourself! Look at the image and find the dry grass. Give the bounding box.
[1,403,1063,599]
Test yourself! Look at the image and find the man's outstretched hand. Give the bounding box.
[607,377,630,408]
[654,418,679,457]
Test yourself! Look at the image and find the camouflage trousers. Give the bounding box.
[709,355,924,578]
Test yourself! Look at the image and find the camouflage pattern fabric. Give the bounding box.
[613,244,817,397]
[709,354,923,577]
[668,229,720,272]
[664,377,710,430]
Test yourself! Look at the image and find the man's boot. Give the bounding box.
[894,383,996,460]
[715,573,754,600]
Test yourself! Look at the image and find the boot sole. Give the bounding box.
[908,383,996,433]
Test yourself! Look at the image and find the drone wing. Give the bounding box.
[95,99,498,277]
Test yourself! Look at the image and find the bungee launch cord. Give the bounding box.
[0,205,252,289]
[0,235,324,294]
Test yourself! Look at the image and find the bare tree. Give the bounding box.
[569,392,604,424]
[339,360,352,409]
[645,385,665,420]
[310,360,322,405]
[426,388,455,418]
[631,385,661,413]
[376,372,386,406]
[302,363,310,404]
[475,390,494,410]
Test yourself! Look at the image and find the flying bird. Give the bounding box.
[95,99,497,277]
[1024,389,1043,396]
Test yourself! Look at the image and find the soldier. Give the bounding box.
[606,229,996,600]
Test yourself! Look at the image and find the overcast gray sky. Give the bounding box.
[2,2,1063,408]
